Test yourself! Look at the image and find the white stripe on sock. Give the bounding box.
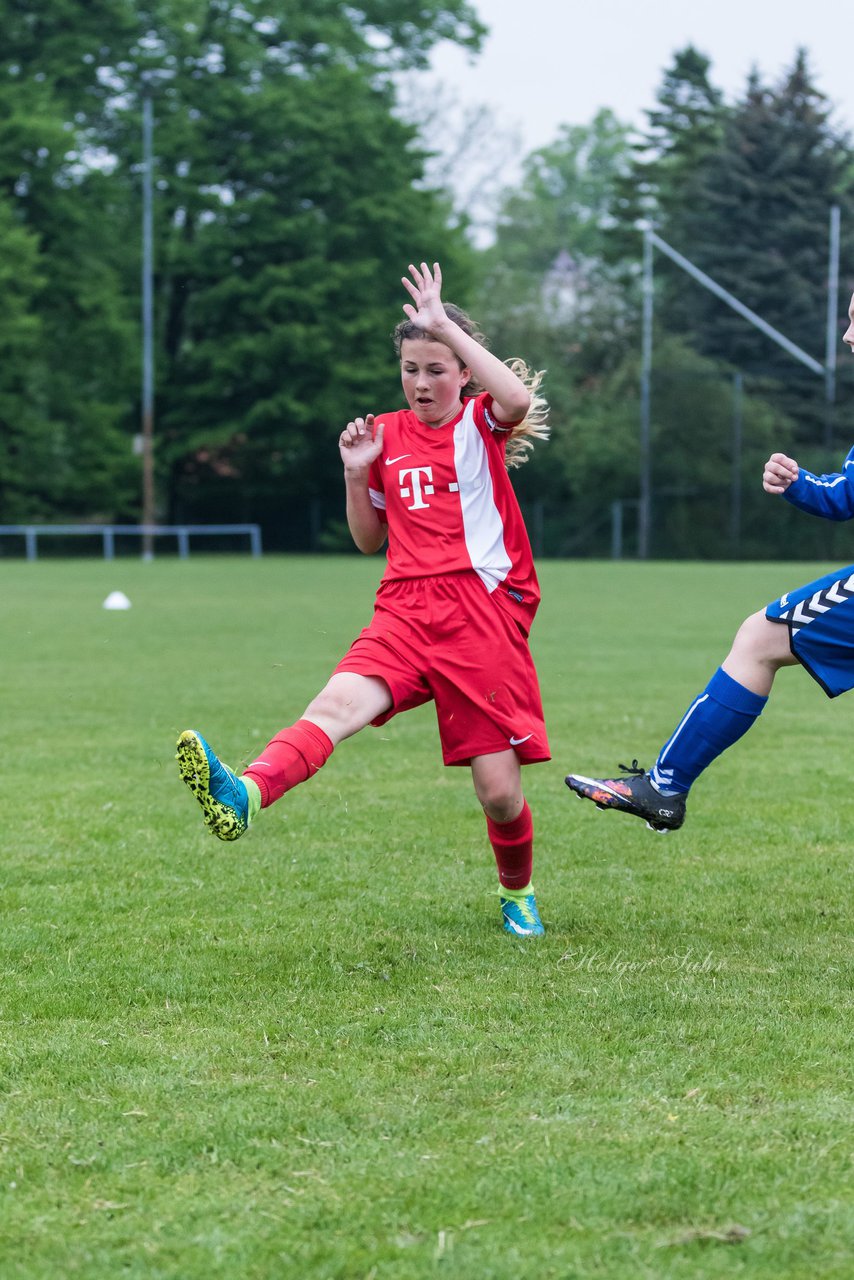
[655,696,706,773]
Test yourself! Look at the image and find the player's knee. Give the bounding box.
[476,780,522,820]
[303,686,358,734]
[303,674,388,739]
[731,609,789,665]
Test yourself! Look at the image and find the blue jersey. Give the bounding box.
[783,446,854,520]
[762,446,854,696]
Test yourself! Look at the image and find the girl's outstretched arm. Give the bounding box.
[401,262,531,423]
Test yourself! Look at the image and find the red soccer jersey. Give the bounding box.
[367,393,540,633]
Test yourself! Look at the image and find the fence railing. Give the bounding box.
[0,523,263,560]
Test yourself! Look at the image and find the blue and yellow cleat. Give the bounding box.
[176,729,249,841]
[500,892,544,938]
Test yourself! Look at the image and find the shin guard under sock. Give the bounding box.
[651,667,767,795]
[243,718,334,807]
[486,800,534,891]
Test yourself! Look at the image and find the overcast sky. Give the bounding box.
[430,0,854,154]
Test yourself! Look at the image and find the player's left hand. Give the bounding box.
[401,261,446,331]
[339,414,384,471]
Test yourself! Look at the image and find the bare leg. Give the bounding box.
[179,673,394,839]
[721,610,799,697]
[302,672,393,745]
[470,748,523,822]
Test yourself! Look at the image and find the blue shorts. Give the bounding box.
[765,563,854,697]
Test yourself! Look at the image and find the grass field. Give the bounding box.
[1,554,852,1279]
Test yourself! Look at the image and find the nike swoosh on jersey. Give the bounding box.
[509,733,533,746]
[385,454,411,465]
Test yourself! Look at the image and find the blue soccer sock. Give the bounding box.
[650,667,767,795]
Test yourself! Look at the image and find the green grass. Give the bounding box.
[1,555,852,1278]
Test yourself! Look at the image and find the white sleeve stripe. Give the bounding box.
[483,403,513,434]
[803,474,847,489]
[369,487,386,509]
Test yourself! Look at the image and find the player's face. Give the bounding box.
[844,293,854,354]
[400,338,471,426]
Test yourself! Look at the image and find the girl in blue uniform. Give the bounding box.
[566,293,854,831]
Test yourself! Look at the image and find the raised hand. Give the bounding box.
[763,452,799,494]
[339,414,384,471]
[401,261,446,331]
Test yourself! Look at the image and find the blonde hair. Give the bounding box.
[501,359,550,469]
[392,305,549,469]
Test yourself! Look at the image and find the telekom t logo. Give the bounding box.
[399,465,434,510]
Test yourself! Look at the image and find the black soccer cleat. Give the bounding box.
[564,760,686,833]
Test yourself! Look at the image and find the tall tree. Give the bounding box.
[109,2,485,534]
[662,51,854,443]
[0,0,485,534]
[0,2,140,520]
[607,45,726,269]
[0,196,51,520]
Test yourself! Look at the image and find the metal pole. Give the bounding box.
[141,90,155,561]
[638,226,653,559]
[824,204,841,453]
[648,231,825,375]
[532,498,545,559]
[730,372,743,552]
[611,500,623,560]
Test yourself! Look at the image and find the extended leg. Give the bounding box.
[566,611,796,831]
[177,673,391,840]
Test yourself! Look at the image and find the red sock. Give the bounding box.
[486,800,534,890]
[243,719,334,807]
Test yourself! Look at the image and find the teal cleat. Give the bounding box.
[500,892,544,938]
[176,729,249,841]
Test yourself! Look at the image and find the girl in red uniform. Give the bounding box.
[177,262,551,936]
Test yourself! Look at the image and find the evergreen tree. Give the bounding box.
[643,45,726,210]
[607,45,726,269]
[665,51,854,445]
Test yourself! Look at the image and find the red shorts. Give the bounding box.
[333,574,550,767]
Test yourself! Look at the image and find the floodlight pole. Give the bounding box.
[639,227,653,560]
[141,88,155,561]
[730,372,743,550]
[824,204,841,450]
